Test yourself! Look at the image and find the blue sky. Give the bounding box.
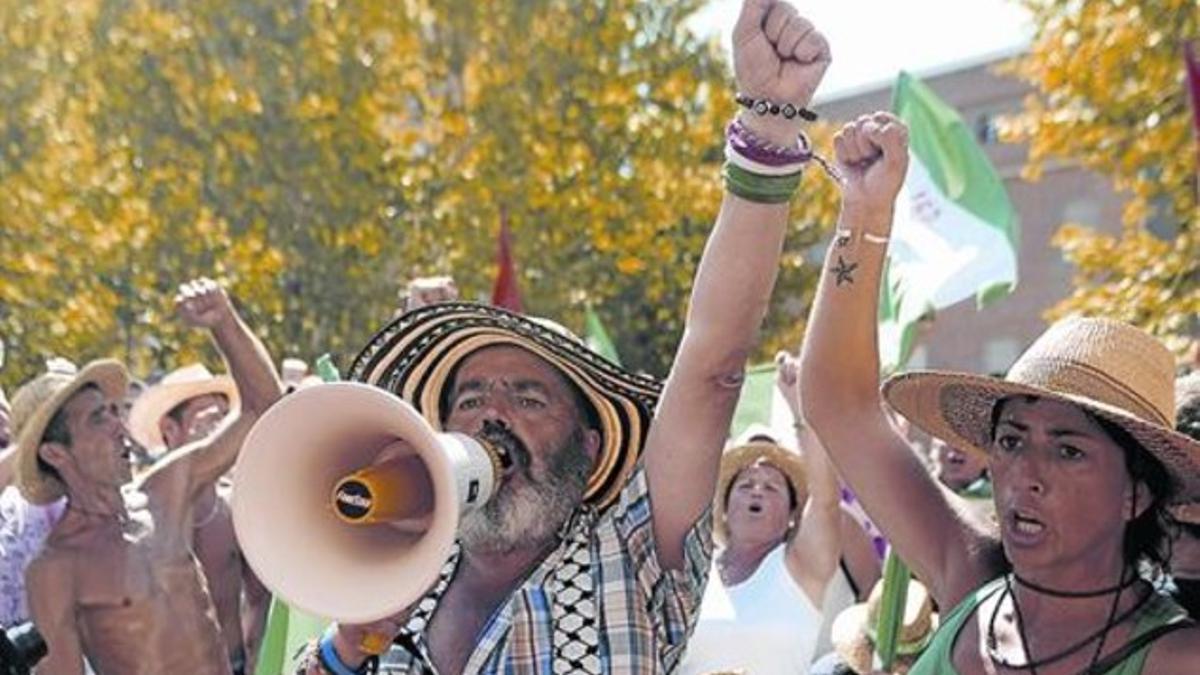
[687,0,1034,99]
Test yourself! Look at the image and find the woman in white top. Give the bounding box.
[680,352,849,675]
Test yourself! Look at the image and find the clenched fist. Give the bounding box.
[834,112,909,219]
[175,277,235,330]
[733,0,831,145]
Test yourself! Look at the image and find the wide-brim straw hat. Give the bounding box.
[127,363,239,455]
[713,425,807,547]
[347,302,662,508]
[13,359,128,504]
[883,317,1200,509]
[831,579,938,674]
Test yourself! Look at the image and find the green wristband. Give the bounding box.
[722,162,803,204]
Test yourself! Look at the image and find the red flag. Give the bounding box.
[491,207,524,312]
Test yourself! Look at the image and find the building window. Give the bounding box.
[975,113,1001,145]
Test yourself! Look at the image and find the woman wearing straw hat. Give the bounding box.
[799,112,1198,674]
[680,352,855,675]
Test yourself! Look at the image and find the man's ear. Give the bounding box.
[583,429,602,469]
[38,441,70,471]
[159,416,182,448]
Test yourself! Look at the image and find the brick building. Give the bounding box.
[816,49,1126,374]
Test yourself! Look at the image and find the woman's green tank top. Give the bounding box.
[907,577,1187,675]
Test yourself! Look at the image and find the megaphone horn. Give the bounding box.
[232,382,503,624]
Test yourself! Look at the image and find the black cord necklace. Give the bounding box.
[986,571,1149,673]
[1013,571,1139,599]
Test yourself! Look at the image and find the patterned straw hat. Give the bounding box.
[883,317,1200,507]
[13,359,128,504]
[348,302,662,508]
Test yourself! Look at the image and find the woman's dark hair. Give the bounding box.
[989,395,1177,570]
[1091,413,1176,570]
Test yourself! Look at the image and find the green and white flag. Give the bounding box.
[584,305,622,366]
[881,71,1019,371]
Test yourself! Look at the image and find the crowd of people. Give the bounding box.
[1,1,1198,673]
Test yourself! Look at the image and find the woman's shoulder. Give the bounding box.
[1141,621,1200,674]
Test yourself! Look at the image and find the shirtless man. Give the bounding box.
[15,277,280,674]
[129,366,272,674]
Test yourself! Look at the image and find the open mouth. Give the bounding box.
[1011,510,1045,536]
[479,421,528,477]
[748,503,763,514]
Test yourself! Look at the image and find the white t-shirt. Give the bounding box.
[0,485,67,625]
[679,546,852,675]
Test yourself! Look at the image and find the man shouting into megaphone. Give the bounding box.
[296,1,832,672]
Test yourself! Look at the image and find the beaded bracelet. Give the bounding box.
[736,93,818,121]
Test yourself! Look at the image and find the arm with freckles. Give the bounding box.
[643,0,832,571]
[798,113,998,609]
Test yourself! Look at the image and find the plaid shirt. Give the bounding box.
[377,463,713,674]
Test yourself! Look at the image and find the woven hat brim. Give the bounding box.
[127,375,239,454]
[16,360,128,505]
[349,302,662,509]
[713,442,807,547]
[830,596,938,673]
[884,371,1200,505]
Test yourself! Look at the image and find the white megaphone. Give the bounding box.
[231,382,504,625]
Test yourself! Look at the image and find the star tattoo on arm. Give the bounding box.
[832,255,858,287]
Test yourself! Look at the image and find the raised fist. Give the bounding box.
[175,277,235,330]
[833,112,909,217]
[774,350,802,418]
[733,1,831,143]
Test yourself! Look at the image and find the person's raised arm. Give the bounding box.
[798,113,993,608]
[142,278,281,503]
[776,351,841,605]
[644,0,831,570]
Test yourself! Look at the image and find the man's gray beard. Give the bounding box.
[459,429,591,554]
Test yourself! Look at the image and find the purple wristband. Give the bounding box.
[727,119,813,167]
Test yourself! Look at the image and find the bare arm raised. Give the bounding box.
[776,351,842,605]
[798,113,997,609]
[141,278,282,508]
[644,0,831,570]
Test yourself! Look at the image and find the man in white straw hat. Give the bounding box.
[799,112,1198,673]
[297,3,835,673]
[20,277,281,675]
[128,295,277,675]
